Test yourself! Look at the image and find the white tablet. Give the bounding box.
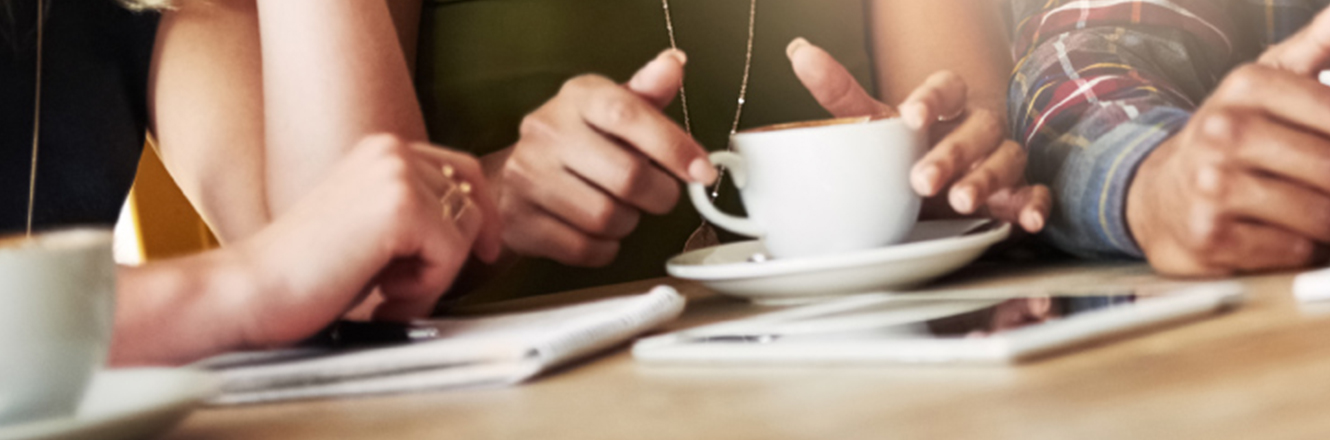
[632,282,1245,365]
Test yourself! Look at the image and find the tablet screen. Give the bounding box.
[922,295,1138,337]
[760,294,1142,341]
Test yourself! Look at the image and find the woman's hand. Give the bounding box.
[786,38,1050,233]
[485,49,714,267]
[236,134,501,347]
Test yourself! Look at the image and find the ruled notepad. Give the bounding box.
[197,286,685,405]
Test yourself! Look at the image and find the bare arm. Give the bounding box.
[110,136,490,366]
[257,0,427,215]
[150,0,269,243]
[866,0,1012,114]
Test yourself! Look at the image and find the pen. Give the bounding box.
[305,320,441,348]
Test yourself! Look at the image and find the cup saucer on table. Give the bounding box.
[666,219,1010,305]
[0,368,218,440]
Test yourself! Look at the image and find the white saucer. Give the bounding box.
[0,368,218,440]
[666,219,1010,305]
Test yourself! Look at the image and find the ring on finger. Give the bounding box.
[439,164,474,222]
[938,106,967,123]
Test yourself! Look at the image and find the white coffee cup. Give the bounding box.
[0,229,116,425]
[689,117,926,258]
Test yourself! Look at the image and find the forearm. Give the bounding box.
[257,0,427,215]
[109,249,258,367]
[1007,3,1227,258]
[150,1,270,243]
[866,0,1012,112]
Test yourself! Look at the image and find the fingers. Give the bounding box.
[375,180,472,322]
[898,71,969,130]
[1212,64,1330,138]
[560,75,715,184]
[500,200,620,267]
[786,37,894,118]
[559,135,680,215]
[984,184,1051,233]
[1258,7,1330,76]
[506,156,642,240]
[911,109,1007,198]
[627,49,687,109]
[410,144,504,262]
[948,140,1026,215]
[1198,222,1316,272]
[1207,112,1330,195]
[1202,170,1330,243]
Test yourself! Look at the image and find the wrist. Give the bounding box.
[223,234,290,350]
[1125,135,1177,255]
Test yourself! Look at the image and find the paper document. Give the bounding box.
[199,285,685,405]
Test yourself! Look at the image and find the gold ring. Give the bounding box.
[439,164,473,222]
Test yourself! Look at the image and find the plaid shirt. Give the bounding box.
[1008,0,1330,259]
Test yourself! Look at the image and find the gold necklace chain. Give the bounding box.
[660,0,755,200]
[662,0,755,251]
[26,0,45,236]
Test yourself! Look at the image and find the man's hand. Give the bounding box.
[488,50,714,267]
[1127,8,1330,276]
[786,38,1050,232]
[1126,63,1330,275]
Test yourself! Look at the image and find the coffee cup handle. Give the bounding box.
[688,151,765,237]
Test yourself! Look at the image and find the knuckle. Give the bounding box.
[362,133,406,150]
[941,141,969,168]
[518,113,557,140]
[1221,64,1262,97]
[1183,204,1227,252]
[1189,163,1230,199]
[970,168,1000,191]
[592,91,638,126]
[584,198,624,234]
[1196,110,1246,148]
[970,109,1005,139]
[561,74,604,96]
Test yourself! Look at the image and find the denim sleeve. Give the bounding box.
[1008,0,1242,259]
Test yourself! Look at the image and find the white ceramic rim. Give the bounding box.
[0,228,113,255]
[666,222,1011,281]
[731,116,906,144]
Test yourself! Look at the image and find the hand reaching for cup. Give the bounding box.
[785,38,1051,233]
[488,49,712,267]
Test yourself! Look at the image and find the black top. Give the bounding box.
[0,0,158,234]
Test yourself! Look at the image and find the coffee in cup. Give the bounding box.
[0,229,116,425]
[688,116,925,258]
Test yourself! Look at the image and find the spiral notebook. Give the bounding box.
[197,286,685,405]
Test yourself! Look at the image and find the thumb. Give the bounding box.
[1260,8,1330,76]
[787,37,894,118]
[627,49,687,109]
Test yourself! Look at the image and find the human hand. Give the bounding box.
[785,38,1049,233]
[1125,62,1330,275]
[236,134,500,347]
[490,49,714,267]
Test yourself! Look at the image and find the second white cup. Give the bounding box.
[0,229,116,425]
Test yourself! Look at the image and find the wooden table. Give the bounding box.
[165,262,1330,439]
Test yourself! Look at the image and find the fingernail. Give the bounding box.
[950,186,976,214]
[1021,209,1045,232]
[689,157,717,184]
[786,37,809,58]
[659,48,687,65]
[912,164,940,196]
[898,103,921,128]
